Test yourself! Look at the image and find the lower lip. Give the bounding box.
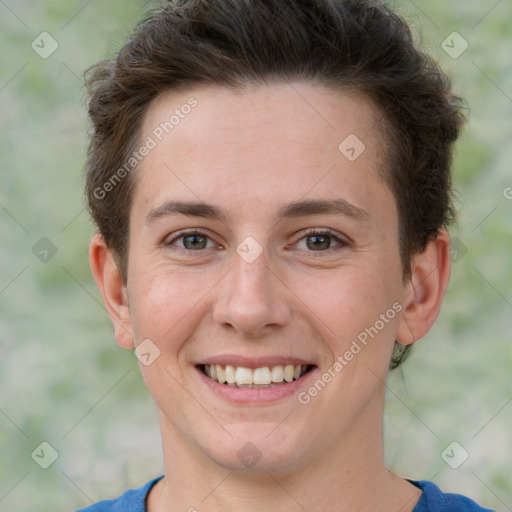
[196,366,318,405]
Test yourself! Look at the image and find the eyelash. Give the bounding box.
[164,228,349,255]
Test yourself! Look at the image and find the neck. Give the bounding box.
[149,393,421,512]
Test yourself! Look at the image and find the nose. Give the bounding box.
[212,248,291,338]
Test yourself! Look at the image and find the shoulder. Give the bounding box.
[409,479,496,512]
[75,476,164,512]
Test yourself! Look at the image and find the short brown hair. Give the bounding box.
[84,0,465,368]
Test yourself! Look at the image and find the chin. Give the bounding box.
[200,425,309,473]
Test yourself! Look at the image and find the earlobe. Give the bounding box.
[89,233,135,349]
[396,230,451,346]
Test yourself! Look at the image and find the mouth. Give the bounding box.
[198,363,315,388]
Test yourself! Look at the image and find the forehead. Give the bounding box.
[133,82,392,223]
[143,82,381,150]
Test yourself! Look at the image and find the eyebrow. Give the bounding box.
[145,198,369,225]
[278,198,368,220]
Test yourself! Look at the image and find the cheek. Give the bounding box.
[293,264,399,354]
[128,267,214,407]
[128,264,209,350]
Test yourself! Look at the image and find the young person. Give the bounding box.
[79,0,494,510]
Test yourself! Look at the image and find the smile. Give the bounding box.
[200,364,313,388]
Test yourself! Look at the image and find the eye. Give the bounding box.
[294,229,348,253]
[164,230,217,251]
[163,228,349,255]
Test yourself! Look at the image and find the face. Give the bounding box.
[119,82,410,471]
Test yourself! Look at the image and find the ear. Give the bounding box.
[89,233,134,349]
[396,229,451,345]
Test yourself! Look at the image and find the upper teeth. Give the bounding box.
[204,364,307,386]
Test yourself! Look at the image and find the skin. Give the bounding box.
[90,82,451,512]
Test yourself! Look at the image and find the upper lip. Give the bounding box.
[198,355,316,369]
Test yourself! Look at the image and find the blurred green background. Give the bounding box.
[0,1,510,510]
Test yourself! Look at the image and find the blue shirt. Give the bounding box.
[76,476,495,511]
